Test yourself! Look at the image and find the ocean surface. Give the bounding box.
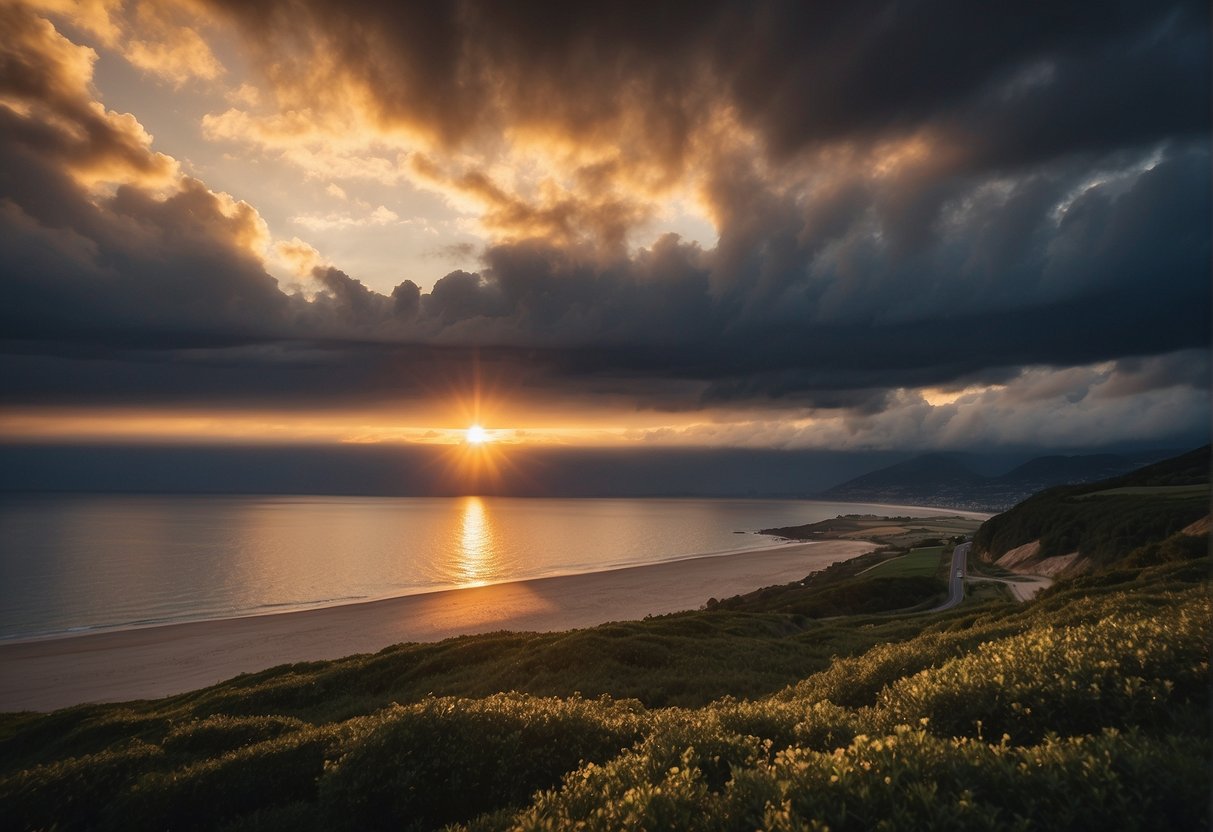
[0,494,977,639]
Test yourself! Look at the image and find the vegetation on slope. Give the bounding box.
[973,445,1210,566]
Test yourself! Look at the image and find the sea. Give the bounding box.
[0,494,980,640]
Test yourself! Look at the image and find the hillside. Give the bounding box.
[1,471,1209,830]
[972,445,1211,576]
[819,449,1177,511]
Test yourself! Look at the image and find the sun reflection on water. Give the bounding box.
[457,496,500,586]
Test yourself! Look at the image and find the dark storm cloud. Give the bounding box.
[206,1,1208,170]
[308,266,391,325]
[1,0,1209,441]
[0,131,290,349]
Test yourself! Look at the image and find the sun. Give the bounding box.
[465,424,489,445]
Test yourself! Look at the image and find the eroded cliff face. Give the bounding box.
[980,515,1211,579]
[979,539,1091,578]
[1181,516,1211,537]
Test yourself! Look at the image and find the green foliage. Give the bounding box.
[716,575,947,617]
[862,546,946,578]
[488,727,1207,832]
[975,489,1207,564]
[876,594,1210,742]
[760,515,982,549]
[1095,445,1211,489]
[709,697,863,755]
[0,707,168,775]
[108,726,341,831]
[1076,483,1210,499]
[0,739,164,831]
[974,446,1210,565]
[162,714,307,757]
[1123,528,1209,567]
[318,693,644,831]
[160,611,927,720]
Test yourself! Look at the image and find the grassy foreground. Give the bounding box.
[1,535,1207,830]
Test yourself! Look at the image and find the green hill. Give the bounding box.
[973,445,1210,572]
[1,473,1209,830]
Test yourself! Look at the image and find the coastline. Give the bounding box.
[0,494,981,643]
[0,539,874,712]
[0,535,805,646]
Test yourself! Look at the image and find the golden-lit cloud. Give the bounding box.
[272,236,326,278]
[123,2,224,84]
[202,105,420,187]
[0,4,179,189]
[29,0,224,84]
[21,0,125,47]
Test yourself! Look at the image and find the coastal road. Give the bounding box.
[936,541,970,611]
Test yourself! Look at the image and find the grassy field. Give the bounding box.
[1075,483,1211,499]
[962,579,1014,603]
[705,543,948,617]
[862,545,947,578]
[760,515,981,549]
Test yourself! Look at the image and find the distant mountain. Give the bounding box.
[997,454,1129,490]
[817,453,985,509]
[818,449,1181,511]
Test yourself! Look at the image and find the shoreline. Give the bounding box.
[0,535,804,647]
[0,539,874,712]
[0,495,985,645]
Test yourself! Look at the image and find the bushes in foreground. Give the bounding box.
[876,598,1211,742]
[320,693,645,831]
[495,727,1205,832]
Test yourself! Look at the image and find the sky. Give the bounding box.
[1,0,1210,465]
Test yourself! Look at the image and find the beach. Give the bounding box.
[0,540,873,712]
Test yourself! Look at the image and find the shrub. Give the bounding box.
[498,727,1208,832]
[109,726,340,831]
[709,698,862,754]
[0,739,164,831]
[876,597,1211,742]
[162,714,307,757]
[318,693,645,831]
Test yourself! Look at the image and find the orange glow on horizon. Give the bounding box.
[0,406,646,446]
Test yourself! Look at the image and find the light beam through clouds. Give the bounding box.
[0,0,1208,455]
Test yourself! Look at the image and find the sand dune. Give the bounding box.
[0,540,873,712]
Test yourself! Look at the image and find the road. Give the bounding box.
[936,541,970,611]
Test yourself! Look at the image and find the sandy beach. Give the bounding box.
[0,540,873,712]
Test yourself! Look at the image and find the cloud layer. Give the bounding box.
[0,1,1208,449]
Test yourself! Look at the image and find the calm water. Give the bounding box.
[0,494,976,639]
